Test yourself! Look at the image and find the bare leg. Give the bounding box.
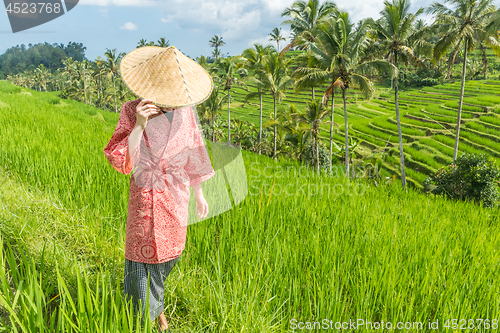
[156,312,169,331]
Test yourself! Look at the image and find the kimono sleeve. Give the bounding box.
[184,109,215,186]
[103,100,140,175]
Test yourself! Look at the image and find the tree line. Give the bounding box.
[0,41,86,79]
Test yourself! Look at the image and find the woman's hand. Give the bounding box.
[195,190,209,219]
[195,195,208,219]
[135,99,160,128]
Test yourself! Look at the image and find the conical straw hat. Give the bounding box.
[120,46,214,108]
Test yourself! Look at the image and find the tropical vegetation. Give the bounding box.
[2,2,500,329]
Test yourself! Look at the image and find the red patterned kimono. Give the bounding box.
[103,98,215,263]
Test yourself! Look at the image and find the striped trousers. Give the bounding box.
[123,255,181,322]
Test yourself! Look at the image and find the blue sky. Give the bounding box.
[1,0,498,61]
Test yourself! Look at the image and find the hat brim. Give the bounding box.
[120,46,214,108]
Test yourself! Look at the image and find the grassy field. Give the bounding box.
[1,81,500,332]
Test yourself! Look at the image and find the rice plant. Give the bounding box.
[424,104,474,119]
[480,115,500,127]
[403,146,444,170]
[443,101,484,112]
[351,121,406,144]
[371,116,426,136]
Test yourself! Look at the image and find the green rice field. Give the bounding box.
[1,80,500,332]
[224,75,500,188]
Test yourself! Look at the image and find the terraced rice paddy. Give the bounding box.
[224,77,500,188]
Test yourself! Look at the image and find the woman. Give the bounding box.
[103,46,215,332]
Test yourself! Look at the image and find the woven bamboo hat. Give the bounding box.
[120,46,214,108]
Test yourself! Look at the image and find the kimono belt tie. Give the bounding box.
[133,153,191,223]
[134,157,190,192]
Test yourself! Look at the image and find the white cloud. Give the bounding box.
[249,35,274,47]
[337,1,384,22]
[99,7,108,16]
[221,9,261,40]
[260,0,294,15]
[120,22,138,30]
[157,0,266,41]
[81,0,424,54]
[249,28,291,48]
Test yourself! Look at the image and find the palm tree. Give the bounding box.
[427,0,500,162]
[97,48,125,113]
[66,78,86,101]
[116,81,133,105]
[198,87,225,142]
[280,0,337,54]
[53,67,65,91]
[474,12,500,79]
[62,57,76,85]
[293,49,326,100]
[74,60,90,104]
[137,39,148,48]
[213,56,248,143]
[370,0,432,187]
[211,49,222,61]
[409,19,435,74]
[303,12,396,178]
[428,0,499,80]
[22,70,34,89]
[92,59,107,104]
[254,52,294,159]
[35,64,50,92]
[269,27,286,52]
[157,38,170,47]
[209,35,226,61]
[32,70,41,91]
[279,104,312,161]
[232,119,256,148]
[294,98,330,172]
[196,55,210,70]
[241,44,275,154]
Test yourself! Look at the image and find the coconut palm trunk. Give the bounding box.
[97,77,100,100]
[83,67,88,105]
[480,42,487,79]
[343,88,349,179]
[213,116,216,142]
[329,92,335,174]
[273,94,277,160]
[445,42,461,79]
[394,52,407,187]
[259,88,263,155]
[112,74,118,113]
[99,74,103,100]
[453,39,468,162]
[227,90,231,143]
[315,124,319,173]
